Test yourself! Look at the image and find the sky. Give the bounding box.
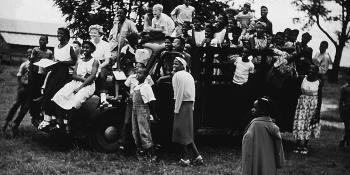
[0,0,349,66]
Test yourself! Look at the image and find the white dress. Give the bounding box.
[52,57,96,110]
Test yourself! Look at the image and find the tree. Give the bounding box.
[292,0,350,82]
[52,0,228,40]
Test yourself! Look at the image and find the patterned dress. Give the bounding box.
[293,77,321,140]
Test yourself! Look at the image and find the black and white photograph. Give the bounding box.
[0,0,349,174]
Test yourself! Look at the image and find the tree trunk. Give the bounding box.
[329,46,344,83]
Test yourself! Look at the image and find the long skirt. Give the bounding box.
[172,101,194,145]
[52,80,95,110]
[293,94,321,140]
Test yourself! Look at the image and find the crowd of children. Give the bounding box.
[2,0,350,172]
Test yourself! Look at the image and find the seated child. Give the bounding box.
[242,97,285,175]
[49,41,99,131]
[131,67,157,161]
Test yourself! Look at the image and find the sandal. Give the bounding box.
[178,159,191,167]
[38,115,52,131]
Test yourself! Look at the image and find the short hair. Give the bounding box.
[72,40,81,47]
[261,6,268,10]
[291,29,299,35]
[82,40,96,52]
[302,32,312,41]
[153,4,163,12]
[126,32,139,44]
[320,41,328,48]
[57,27,70,38]
[40,35,49,42]
[137,67,149,76]
[257,96,273,115]
[89,24,104,35]
[165,36,174,42]
[275,32,284,37]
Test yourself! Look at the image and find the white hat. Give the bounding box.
[135,49,151,65]
[175,57,187,68]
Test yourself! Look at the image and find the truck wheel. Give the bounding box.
[90,116,123,152]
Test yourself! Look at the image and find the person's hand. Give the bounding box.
[73,87,81,94]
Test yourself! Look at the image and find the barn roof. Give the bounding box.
[0,18,65,47]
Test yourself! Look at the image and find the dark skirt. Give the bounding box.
[172,101,194,145]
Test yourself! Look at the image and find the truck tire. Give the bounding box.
[90,114,123,152]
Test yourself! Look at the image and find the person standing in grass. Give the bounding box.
[2,49,33,137]
[172,57,203,166]
[292,65,320,154]
[131,67,157,161]
[30,35,53,124]
[242,97,285,175]
[339,74,350,148]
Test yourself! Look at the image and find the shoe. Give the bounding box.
[99,101,111,109]
[300,147,308,155]
[178,159,190,167]
[191,155,204,166]
[118,145,125,151]
[293,147,301,154]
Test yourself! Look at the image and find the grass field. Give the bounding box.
[0,64,350,175]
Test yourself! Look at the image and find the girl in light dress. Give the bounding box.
[50,41,99,130]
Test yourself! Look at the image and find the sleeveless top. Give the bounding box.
[76,57,95,78]
[301,77,319,96]
[54,43,72,62]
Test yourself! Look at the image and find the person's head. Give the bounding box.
[72,40,82,56]
[289,29,299,43]
[307,64,319,79]
[153,4,163,18]
[173,57,186,72]
[184,0,190,6]
[81,40,96,57]
[25,48,33,59]
[274,32,285,46]
[319,41,328,53]
[89,24,103,41]
[126,33,139,47]
[251,96,273,117]
[301,32,312,45]
[146,4,153,15]
[57,27,70,43]
[193,17,202,30]
[255,21,266,36]
[39,35,48,48]
[173,37,185,51]
[136,67,148,83]
[243,3,251,14]
[115,8,127,22]
[217,13,228,28]
[283,28,291,41]
[135,62,146,69]
[165,36,173,51]
[260,6,268,18]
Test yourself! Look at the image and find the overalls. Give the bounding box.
[131,88,153,149]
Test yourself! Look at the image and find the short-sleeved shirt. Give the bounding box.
[313,52,332,75]
[31,47,53,74]
[152,13,175,36]
[125,74,154,95]
[233,57,254,85]
[17,60,30,85]
[171,4,195,24]
[133,82,156,104]
[91,39,111,63]
[236,11,254,29]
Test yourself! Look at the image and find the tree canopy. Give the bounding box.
[292,0,350,81]
[52,0,228,40]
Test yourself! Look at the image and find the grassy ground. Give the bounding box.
[0,64,350,175]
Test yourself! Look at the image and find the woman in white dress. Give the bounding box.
[51,41,99,129]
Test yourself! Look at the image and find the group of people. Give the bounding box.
[2,0,350,174]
